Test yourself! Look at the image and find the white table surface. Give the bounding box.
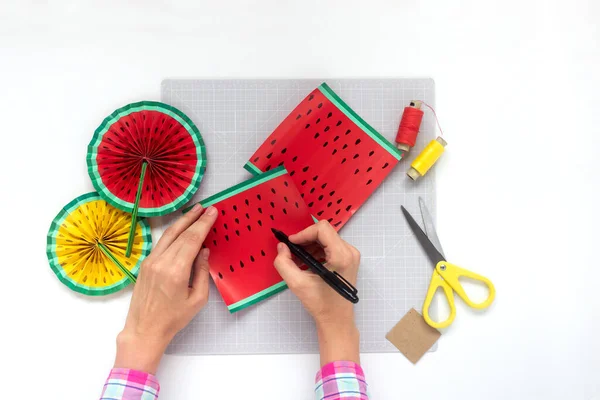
[1,1,599,399]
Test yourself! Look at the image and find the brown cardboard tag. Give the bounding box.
[385,308,441,364]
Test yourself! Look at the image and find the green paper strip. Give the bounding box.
[227,281,288,313]
[318,82,403,161]
[126,161,147,258]
[183,166,288,213]
[98,242,137,284]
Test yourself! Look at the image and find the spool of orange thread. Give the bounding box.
[395,101,424,152]
[407,136,447,181]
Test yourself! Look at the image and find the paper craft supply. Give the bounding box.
[185,166,315,313]
[46,192,152,296]
[395,101,424,152]
[245,82,402,231]
[401,205,496,328]
[385,308,441,364]
[161,79,436,355]
[271,228,359,304]
[407,136,447,181]
[86,101,207,256]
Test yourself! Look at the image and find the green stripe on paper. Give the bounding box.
[87,101,207,217]
[183,166,288,212]
[227,281,288,313]
[243,161,263,176]
[319,82,403,161]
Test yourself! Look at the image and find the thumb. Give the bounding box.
[189,248,210,308]
[273,242,306,288]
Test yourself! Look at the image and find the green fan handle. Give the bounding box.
[125,162,148,258]
[98,242,137,284]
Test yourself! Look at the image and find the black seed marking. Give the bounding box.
[271,139,277,145]
[284,196,288,203]
[292,156,298,162]
[318,195,324,200]
[265,165,271,171]
[270,201,275,208]
[321,183,327,189]
[240,261,244,268]
[310,187,316,194]
[283,208,287,215]
[332,149,338,155]
[281,148,287,154]
[317,102,322,108]
[336,209,341,215]
[323,141,329,147]
[317,210,324,216]
[353,153,359,159]
[303,166,309,172]
[225,235,229,241]
[314,132,320,139]
[301,179,307,185]
[257,194,262,201]
[233,205,238,211]
[382,162,389,169]
[337,198,343,204]
[301,193,305,198]
[367,166,373,172]
[224,223,228,229]
[278,161,284,167]
[324,126,330,132]
[341,158,347,164]
[369,150,375,156]
[309,94,314,101]
[354,169,359,174]
[313,175,318,181]
[342,144,348,150]
[308,202,314,207]
[334,221,342,227]
[235,218,240,224]
[294,201,299,208]
[336,120,342,126]
[258,220,262,226]
[230,265,234,272]
[261,250,266,256]
[270,215,275,221]
[271,188,276,194]
[247,225,252,231]
[296,114,301,120]
[355,139,361,145]
[250,255,255,262]
[212,227,217,234]
[235,230,240,236]
[346,205,352,212]
[245,213,250,219]
[307,109,312,115]
[258,207,263,214]
[253,156,260,162]
[334,135,340,142]
[327,202,332,207]
[328,218,334,223]
[284,181,289,187]
[266,152,273,159]
[316,118,321,123]
[367,179,373,185]
[305,124,310,129]
[327,112,332,118]
[218,272,223,279]
[345,129,351,135]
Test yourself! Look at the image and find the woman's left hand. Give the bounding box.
[114,204,218,374]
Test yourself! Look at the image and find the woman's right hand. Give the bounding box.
[273,220,361,366]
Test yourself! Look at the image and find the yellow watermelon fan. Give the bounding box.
[46,192,152,296]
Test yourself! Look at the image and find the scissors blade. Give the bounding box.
[418,197,445,258]
[401,206,446,267]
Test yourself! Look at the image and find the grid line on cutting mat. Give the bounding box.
[154,79,436,354]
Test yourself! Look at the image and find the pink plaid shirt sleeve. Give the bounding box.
[315,361,369,400]
[100,368,160,400]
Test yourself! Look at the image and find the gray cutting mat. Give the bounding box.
[154,79,437,354]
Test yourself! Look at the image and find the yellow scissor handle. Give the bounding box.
[423,269,456,329]
[437,261,496,309]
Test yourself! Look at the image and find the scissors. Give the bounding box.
[401,199,496,329]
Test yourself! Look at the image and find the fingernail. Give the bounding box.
[277,243,285,251]
[191,203,202,212]
[206,206,217,216]
[201,248,210,260]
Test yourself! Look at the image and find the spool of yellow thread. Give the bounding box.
[407,136,447,181]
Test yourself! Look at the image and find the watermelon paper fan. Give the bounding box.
[87,101,206,256]
[46,192,152,296]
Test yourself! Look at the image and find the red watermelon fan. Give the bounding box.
[87,101,207,256]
